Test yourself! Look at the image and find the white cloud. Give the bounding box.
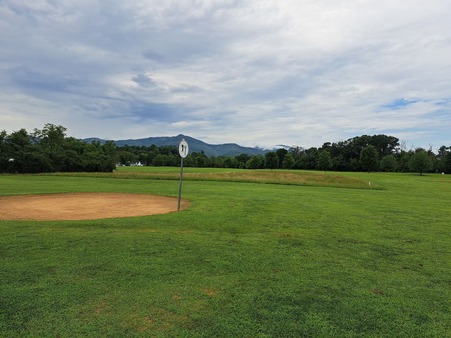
[1,0,450,150]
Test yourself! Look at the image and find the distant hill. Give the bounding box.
[83,134,267,157]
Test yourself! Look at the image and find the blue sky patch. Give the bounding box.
[381,99,421,110]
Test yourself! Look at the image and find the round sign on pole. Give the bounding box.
[177,139,189,211]
[179,139,189,158]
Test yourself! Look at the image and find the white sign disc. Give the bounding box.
[179,139,189,158]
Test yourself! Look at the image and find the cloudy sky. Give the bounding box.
[1,0,450,149]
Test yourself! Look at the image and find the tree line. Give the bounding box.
[1,124,451,174]
[117,134,451,174]
[0,124,116,173]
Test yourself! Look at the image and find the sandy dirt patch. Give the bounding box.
[0,193,189,221]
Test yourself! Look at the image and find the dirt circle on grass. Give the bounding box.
[0,193,189,221]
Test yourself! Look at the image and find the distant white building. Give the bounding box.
[116,161,144,167]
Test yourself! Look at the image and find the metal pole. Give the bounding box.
[177,157,184,211]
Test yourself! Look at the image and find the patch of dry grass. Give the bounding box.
[48,169,382,189]
[185,170,380,189]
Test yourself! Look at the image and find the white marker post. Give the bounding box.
[178,139,189,211]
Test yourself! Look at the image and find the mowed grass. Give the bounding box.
[0,170,450,337]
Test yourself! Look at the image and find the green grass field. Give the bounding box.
[1,169,450,337]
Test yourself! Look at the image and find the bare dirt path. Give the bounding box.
[0,193,189,221]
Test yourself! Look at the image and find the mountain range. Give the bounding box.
[83,134,267,157]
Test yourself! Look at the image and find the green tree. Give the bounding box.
[224,157,238,168]
[331,155,347,171]
[359,145,379,173]
[380,155,398,172]
[152,154,170,166]
[0,130,8,171]
[397,152,412,172]
[281,153,295,169]
[276,148,288,168]
[3,129,33,173]
[235,154,251,168]
[436,146,451,173]
[316,150,332,171]
[33,124,67,146]
[288,146,304,165]
[82,141,117,172]
[265,152,279,169]
[183,155,195,167]
[210,157,225,168]
[297,148,318,169]
[445,152,451,174]
[117,151,138,166]
[369,134,400,157]
[1,124,116,173]
[409,150,433,175]
[246,155,265,169]
[195,155,209,167]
